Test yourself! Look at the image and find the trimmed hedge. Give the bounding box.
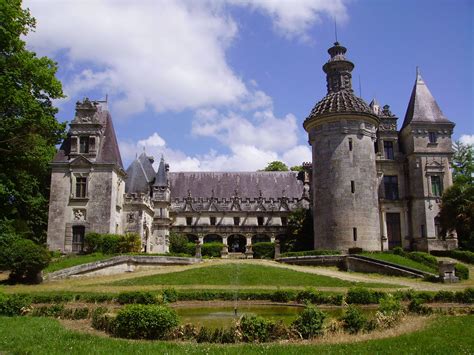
[279,249,341,258]
[431,250,474,265]
[84,232,141,254]
[117,291,162,305]
[252,242,275,259]
[407,252,438,268]
[455,264,469,280]
[0,293,31,316]
[346,287,385,304]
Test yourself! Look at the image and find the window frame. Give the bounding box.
[79,136,90,153]
[72,226,85,253]
[383,140,394,160]
[383,175,399,200]
[75,177,87,198]
[431,175,443,196]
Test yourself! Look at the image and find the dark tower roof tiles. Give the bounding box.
[125,152,155,193]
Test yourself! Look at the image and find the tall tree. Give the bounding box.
[452,141,474,185]
[0,0,65,242]
[262,161,289,171]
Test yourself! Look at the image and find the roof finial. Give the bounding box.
[334,17,338,44]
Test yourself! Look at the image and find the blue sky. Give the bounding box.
[24,0,473,171]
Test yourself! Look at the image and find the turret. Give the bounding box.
[151,157,171,253]
[303,43,381,252]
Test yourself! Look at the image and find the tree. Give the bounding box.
[280,208,313,252]
[290,165,304,172]
[261,161,289,171]
[452,141,474,185]
[0,1,66,242]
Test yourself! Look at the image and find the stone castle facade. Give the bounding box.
[47,42,457,255]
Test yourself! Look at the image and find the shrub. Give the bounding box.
[0,294,32,316]
[252,242,275,259]
[201,242,224,257]
[270,289,295,303]
[434,290,456,303]
[415,292,435,303]
[31,304,65,318]
[408,299,432,315]
[117,233,141,253]
[84,232,102,253]
[371,310,401,329]
[112,304,179,339]
[84,232,141,254]
[70,307,90,320]
[431,250,474,265]
[292,305,326,339]
[91,307,115,332]
[163,288,178,303]
[455,263,469,280]
[378,294,403,315]
[196,326,213,343]
[238,315,274,343]
[2,238,50,283]
[407,252,438,268]
[455,288,474,303]
[169,233,190,254]
[346,287,384,304]
[280,249,340,258]
[392,246,406,256]
[340,305,367,333]
[117,291,159,305]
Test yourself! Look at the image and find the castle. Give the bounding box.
[47,42,457,255]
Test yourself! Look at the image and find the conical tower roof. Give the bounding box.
[153,156,168,187]
[401,70,454,130]
[125,152,155,193]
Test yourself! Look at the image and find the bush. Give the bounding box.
[455,263,469,280]
[84,232,141,254]
[270,289,295,303]
[112,304,179,339]
[431,250,474,265]
[2,238,50,283]
[169,233,190,254]
[340,305,367,333]
[295,287,340,305]
[346,287,384,304]
[201,242,224,257]
[292,305,326,338]
[31,304,65,318]
[407,252,438,268]
[0,294,32,316]
[434,290,456,303]
[252,242,275,259]
[163,288,178,303]
[408,299,432,315]
[392,246,406,256]
[378,294,403,315]
[91,307,115,332]
[117,291,159,305]
[238,315,274,343]
[455,288,474,303]
[280,249,340,258]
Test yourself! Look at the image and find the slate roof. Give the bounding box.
[401,71,454,130]
[307,90,373,118]
[154,157,168,187]
[125,152,155,193]
[168,172,304,200]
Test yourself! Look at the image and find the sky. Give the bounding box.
[23,0,473,172]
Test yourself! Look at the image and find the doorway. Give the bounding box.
[386,213,402,249]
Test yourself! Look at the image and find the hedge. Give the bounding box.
[279,249,341,258]
[84,232,141,254]
[431,250,474,265]
[252,242,275,259]
[455,264,469,280]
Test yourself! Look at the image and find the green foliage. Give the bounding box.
[0,294,31,316]
[452,141,474,185]
[117,291,160,305]
[455,288,474,303]
[280,249,340,257]
[84,233,141,254]
[362,251,437,273]
[169,233,190,254]
[112,304,179,339]
[346,287,385,304]
[0,1,66,242]
[408,299,432,315]
[292,305,326,338]
[201,242,224,257]
[2,237,50,283]
[261,161,289,171]
[162,288,178,303]
[455,263,469,280]
[91,307,115,333]
[290,165,304,172]
[238,315,274,342]
[281,208,314,252]
[296,287,343,305]
[270,289,295,302]
[340,305,367,333]
[378,294,403,315]
[31,304,65,318]
[406,252,438,268]
[252,242,275,259]
[431,250,474,264]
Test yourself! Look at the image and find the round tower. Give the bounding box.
[303,42,380,252]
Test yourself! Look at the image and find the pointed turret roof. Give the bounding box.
[125,152,155,193]
[153,156,168,187]
[401,70,454,130]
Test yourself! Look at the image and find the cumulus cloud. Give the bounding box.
[460,134,474,145]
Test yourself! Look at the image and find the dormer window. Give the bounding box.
[428,132,437,144]
[79,137,90,153]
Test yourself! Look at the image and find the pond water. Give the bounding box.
[174,304,376,329]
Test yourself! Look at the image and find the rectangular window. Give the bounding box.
[349,138,353,151]
[257,216,264,226]
[353,227,357,241]
[75,177,87,198]
[383,141,394,160]
[383,175,399,200]
[374,141,379,153]
[428,132,437,144]
[186,217,193,226]
[233,217,240,226]
[351,181,355,193]
[431,176,443,196]
[435,217,442,238]
[421,224,426,238]
[72,226,85,253]
[210,216,216,226]
[281,217,288,226]
[79,136,90,153]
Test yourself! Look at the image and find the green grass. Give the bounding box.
[0,315,472,354]
[44,253,116,273]
[110,264,397,288]
[361,252,437,273]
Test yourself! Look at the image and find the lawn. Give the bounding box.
[110,263,397,288]
[0,315,472,354]
[361,253,437,273]
[44,253,116,273]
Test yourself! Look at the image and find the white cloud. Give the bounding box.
[138,133,166,148]
[460,134,474,145]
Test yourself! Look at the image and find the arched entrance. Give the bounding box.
[204,234,222,243]
[252,234,270,244]
[186,234,198,243]
[228,234,246,253]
